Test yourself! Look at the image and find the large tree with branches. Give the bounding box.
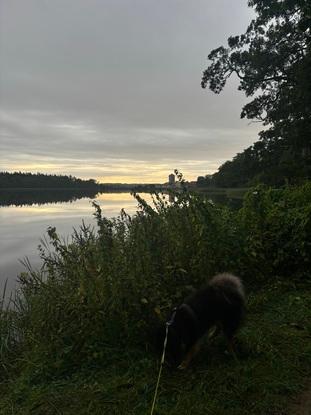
[202,0,311,166]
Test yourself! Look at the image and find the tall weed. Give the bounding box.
[1,180,310,377]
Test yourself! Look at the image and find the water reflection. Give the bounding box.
[0,189,242,294]
[0,189,98,207]
[0,191,153,294]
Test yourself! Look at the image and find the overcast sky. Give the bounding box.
[0,0,260,183]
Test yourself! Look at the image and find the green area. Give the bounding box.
[1,2,310,413]
[1,182,311,414]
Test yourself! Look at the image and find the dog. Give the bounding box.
[156,273,245,369]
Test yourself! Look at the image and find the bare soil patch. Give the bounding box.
[287,384,311,415]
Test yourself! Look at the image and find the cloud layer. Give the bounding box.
[0,0,260,182]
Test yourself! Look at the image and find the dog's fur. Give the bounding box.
[157,273,245,368]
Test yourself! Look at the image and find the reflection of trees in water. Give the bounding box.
[0,189,243,209]
[0,189,99,207]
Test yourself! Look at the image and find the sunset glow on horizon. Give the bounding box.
[4,158,226,184]
[1,1,260,185]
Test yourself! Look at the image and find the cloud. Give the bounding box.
[0,0,260,182]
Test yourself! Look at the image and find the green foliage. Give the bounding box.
[202,0,311,187]
[1,281,311,415]
[240,182,311,278]
[2,183,311,368]
[17,188,243,373]
[0,182,311,413]
[202,0,311,139]
[0,282,17,377]
[211,139,311,188]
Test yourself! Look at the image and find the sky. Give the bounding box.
[0,0,261,183]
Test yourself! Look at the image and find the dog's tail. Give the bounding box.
[208,273,245,342]
[208,273,245,303]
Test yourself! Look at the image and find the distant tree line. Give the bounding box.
[197,137,311,188]
[0,172,99,189]
[199,0,311,188]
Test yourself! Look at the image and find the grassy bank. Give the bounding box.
[1,182,311,414]
[1,280,310,415]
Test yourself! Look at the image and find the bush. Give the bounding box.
[240,182,311,279]
[1,181,311,377]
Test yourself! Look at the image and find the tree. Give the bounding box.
[202,0,311,158]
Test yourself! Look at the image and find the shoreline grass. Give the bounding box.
[0,181,310,414]
[0,280,310,414]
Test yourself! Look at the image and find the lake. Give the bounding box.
[0,189,242,295]
[0,191,155,295]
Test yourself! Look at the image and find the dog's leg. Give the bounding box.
[178,341,201,370]
[226,337,239,362]
[223,315,241,362]
[208,323,222,340]
[228,337,235,353]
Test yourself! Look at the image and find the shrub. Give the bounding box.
[240,182,311,279]
[1,181,310,377]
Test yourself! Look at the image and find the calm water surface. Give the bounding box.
[0,190,241,294]
[0,192,153,293]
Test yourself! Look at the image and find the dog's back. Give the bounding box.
[157,273,245,367]
[186,273,245,338]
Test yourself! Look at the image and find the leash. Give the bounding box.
[150,308,177,415]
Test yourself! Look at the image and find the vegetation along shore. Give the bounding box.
[0,182,311,414]
[1,0,310,413]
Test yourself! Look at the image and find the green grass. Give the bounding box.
[1,279,310,415]
[1,182,311,414]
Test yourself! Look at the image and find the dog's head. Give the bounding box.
[155,304,199,367]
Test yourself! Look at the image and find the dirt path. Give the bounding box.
[287,384,311,415]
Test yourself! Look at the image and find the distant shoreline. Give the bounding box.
[0,186,250,191]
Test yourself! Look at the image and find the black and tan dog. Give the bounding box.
[157,273,245,369]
